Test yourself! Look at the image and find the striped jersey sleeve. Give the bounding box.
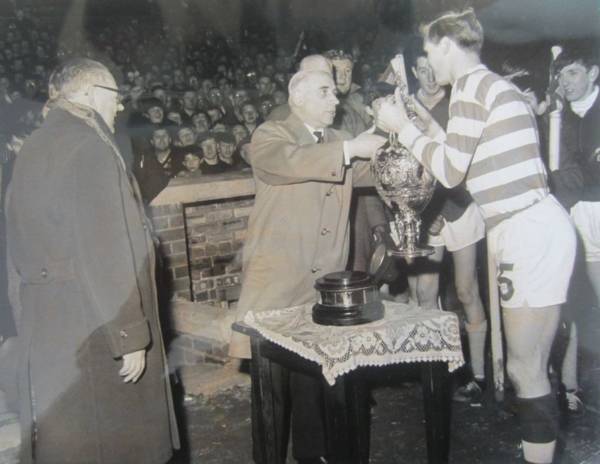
[397,65,549,229]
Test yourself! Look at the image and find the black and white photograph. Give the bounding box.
[0,1,599,463]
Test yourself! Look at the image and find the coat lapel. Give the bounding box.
[283,113,319,145]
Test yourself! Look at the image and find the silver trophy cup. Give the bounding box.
[371,132,436,258]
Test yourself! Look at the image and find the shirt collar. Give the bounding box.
[304,123,324,141]
[571,85,599,118]
[455,64,487,91]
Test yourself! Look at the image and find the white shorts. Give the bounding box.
[487,195,576,308]
[570,201,600,262]
[427,202,485,252]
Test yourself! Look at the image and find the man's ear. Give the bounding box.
[589,65,599,84]
[290,89,304,107]
[439,36,453,55]
[85,87,97,109]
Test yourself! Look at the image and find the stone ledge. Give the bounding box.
[169,299,236,344]
[151,171,255,206]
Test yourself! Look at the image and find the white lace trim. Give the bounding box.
[244,301,465,385]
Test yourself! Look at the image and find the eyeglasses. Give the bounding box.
[93,84,127,103]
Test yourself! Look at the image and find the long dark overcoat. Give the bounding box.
[6,103,179,463]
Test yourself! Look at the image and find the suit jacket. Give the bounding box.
[229,113,370,358]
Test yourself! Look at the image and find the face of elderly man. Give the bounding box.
[93,73,123,132]
[293,72,339,128]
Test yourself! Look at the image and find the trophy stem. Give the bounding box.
[372,130,437,260]
[389,210,434,258]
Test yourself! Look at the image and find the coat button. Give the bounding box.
[311,267,321,273]
[321,228,330,235]
[119,330,128,338]
[40,268,48,278]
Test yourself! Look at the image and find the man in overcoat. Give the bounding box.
[229,69,385,463]
[6,58,179,463]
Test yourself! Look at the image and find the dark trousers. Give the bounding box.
[252,361,327,462]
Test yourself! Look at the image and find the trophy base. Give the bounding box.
[388,245,435,258]
[312,301,385,326]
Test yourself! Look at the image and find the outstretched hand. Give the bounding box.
[120,349,146,383]
[346,131,387,161]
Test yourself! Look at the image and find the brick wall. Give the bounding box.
[147,180,254,306]
[147,174,255,364]
[185,196,253,305]
[148,203,191,300]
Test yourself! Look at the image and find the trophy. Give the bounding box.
[371,55,436,258]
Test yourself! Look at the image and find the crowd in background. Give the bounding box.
[1,4,600,464]
[0,0,592,341]
[0,3,395,202]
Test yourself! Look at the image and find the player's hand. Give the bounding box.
[120,349,146,383]
[428,214,445,236]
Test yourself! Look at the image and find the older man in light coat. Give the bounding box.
[230,69,384,463]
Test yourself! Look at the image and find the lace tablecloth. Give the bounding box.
[244,301,464,385]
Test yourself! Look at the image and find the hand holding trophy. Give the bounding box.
[371,54,436,258]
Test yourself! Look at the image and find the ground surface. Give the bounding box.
[167,361,600,464]
[3,292,600,463]
[164,293,600,464]
[2,346,600,464]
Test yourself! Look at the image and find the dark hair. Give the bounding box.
[403,35,426,71]
[177,123,194,134]
[402,35,427,93]
[323,49,354,63]
[554,43,599,72]
[140,97,164,113]
[215,131,235,144]
[424,8,484,53]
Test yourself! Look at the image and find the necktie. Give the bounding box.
[313,130,324,144]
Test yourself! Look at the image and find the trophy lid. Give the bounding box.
[315,271,372,291]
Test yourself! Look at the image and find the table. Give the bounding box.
[233,301,464,464]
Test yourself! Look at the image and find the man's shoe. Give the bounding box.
[453,380,484,406]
